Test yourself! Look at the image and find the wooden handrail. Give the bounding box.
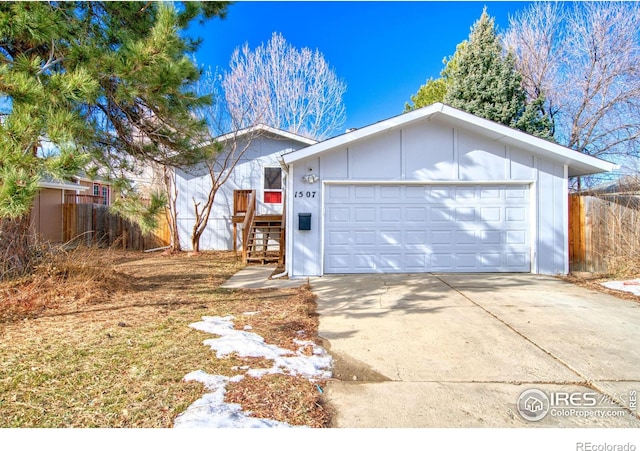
[241,190,256,263]
[234,189,254,215]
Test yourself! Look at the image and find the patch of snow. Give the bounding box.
[242,311,260,316]
[243,325,253,331]
[174,370,293,428]
[174,316,332,428]
[601,279,640,296]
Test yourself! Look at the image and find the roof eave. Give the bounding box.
[283,103,616,177]
[39,181,90,191]
[212,124,317,148]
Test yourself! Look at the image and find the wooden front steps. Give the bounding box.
[244,215,283,264]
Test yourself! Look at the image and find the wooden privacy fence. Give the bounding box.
[569,194,640,273]
[63,203,170,251]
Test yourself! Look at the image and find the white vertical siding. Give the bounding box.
[176,134,308,251]
[290,158,322,276]
[287,120,569,277]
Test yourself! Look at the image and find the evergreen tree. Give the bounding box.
[404,77,447,112]
[443,8,552,138]
[404,42,464,112]
[0,1,228,277]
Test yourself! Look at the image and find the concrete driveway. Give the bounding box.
[310,273,640,427]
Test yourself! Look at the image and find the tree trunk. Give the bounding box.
[191,232,201,254]
[0,215,36,280]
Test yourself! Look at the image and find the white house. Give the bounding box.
[175,124,316,253]
[282,103,615,277]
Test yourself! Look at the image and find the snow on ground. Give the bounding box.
[173,315,333,428]
[601,279,640,296]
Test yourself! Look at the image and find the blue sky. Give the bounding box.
[188,1,533,132]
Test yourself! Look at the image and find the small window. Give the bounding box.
[264,167,282,204]
[264,191,282,204]
[93,184,100,197]
[264,167,282,190]
[101,186,109,205]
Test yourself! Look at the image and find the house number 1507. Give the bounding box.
[294,191,316,198]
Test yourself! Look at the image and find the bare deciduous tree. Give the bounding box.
[186,127,262,253]
[170,34,344,252]
[222,32,347,140]
[505,1,640,184]
[171,66,268,253]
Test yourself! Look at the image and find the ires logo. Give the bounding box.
[551,392,598,407]
[517,388,635,422]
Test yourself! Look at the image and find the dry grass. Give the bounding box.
[226,374,332,427]
[0,248,330,428]
[565,272,640,304]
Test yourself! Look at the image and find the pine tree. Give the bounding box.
[0,1,228,278]
[404,42,464,112]
[443,8,552,138]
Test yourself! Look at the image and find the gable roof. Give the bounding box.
[213,124,317,147]
[283,103,616,177]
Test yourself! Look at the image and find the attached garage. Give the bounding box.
[283,103,615,278]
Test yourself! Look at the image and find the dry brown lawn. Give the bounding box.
[0,248,331,428]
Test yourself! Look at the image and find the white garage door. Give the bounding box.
[324,184,531,273]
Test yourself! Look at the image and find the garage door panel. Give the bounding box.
[355,230,376,245]
[455,187,476,199]
[480,207,501,221]
[455,207,476,221]
[380,253,403,270]
[327,207,350,222]
[506,230,527,245]
[355,186,375,199]
[481,187,501,199]
[327,185,349,199]
[406,230,427,244]
[431,230,452,244]
[506,207,527,221]
[380,186,401,199]
[479,230,502,245]
[379,230,402,246]
[406,253,427,269]
[328,230,350,245]
[355,207,375,222]
[406,186,427,199]
[326,253,350,272]
[506,186,527,199]
[431,207,453,222]
[354,254,376,271]
[324,184,530,273]
[507,253,529,268]
[380,207,401,222]
[455,230,477,245]
[428,187,452,200]
[480,253,502,268]
[431,253,453,269]
[456,254,477,268]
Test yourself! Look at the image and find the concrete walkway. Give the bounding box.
[221,265,307,289]
[310,273,640,427]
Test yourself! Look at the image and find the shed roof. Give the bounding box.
[213,124,317,147]
[283,103,616,177]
